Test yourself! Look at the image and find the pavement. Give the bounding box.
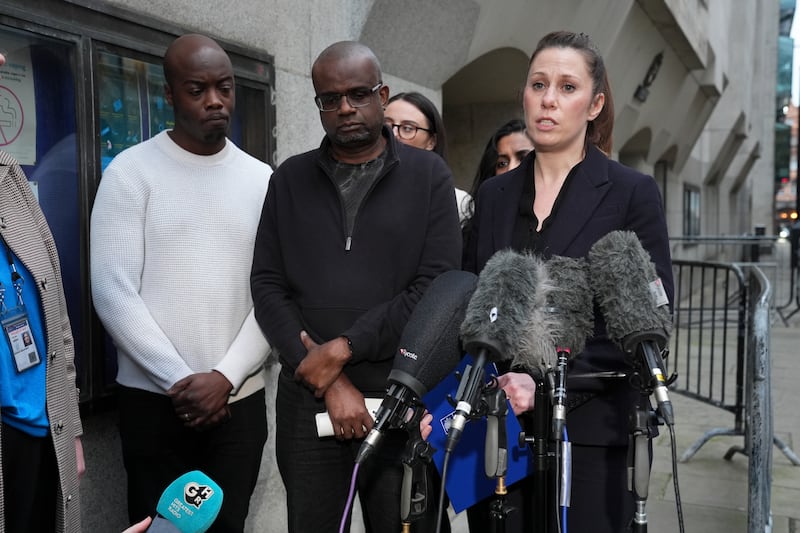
[78,242,800,532]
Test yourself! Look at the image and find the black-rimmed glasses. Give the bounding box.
[314,83,382,112]
[385,122,432,141]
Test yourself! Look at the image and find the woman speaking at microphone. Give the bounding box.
[462,31,673,533]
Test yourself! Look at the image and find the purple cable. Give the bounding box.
[338,462,361,533]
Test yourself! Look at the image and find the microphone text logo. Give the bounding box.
[399,347,418,361]
[184,481,214,508]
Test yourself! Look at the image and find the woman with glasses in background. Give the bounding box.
[384,92,471,222]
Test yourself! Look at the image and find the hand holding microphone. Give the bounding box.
[123,517,152,533]
[495,372,536,415]
[588,230,674,425]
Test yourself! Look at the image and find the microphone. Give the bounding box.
[587,230,674,425]
[545,255,594,440]
[355,269,477,464]
[546,255,594,356]
[146,470,223,533]
[450,249,556,452]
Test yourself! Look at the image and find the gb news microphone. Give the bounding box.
[545,255,595,441]
[451,249,557,453]
[355,269,477,465]
[146,470,223,533]
[587,230,675,426]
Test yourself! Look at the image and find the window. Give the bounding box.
[0,26,85,378]
[655,160,668,210]
[97,51,170,169]
[683,185,701,236]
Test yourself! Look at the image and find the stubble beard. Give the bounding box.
[203,128,228,145]
[332,125,380,150]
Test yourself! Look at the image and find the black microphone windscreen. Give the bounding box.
[390,270,477,398]
[587,231,672,352]
[546,255,594,354]
[460,249,556,374]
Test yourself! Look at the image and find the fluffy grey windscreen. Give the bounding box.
[460,248,557,373]
[587,230,672,351]
[546,255,594,355]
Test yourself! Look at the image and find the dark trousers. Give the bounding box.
[275,370,450,533]
[567,443,635,533]
[1,422,57,533]
[118,386,267,533]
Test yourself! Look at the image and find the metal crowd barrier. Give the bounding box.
[669,259,799,533]
[669,260,747,439]
[669,235,788,315]
[743,267,773,533]
[669,235,780,264]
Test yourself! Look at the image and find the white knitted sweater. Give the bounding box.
[90,131,272,401]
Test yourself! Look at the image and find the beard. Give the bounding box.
[202,128,228,144]
[330,123,381,149]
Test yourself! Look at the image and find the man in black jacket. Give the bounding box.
[251,41,461,532]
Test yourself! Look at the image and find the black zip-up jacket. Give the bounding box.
[251,128,461,394]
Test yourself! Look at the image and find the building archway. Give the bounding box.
[441,47,529,189]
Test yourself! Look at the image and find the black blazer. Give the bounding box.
[463,144,673,446]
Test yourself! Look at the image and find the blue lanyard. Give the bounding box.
[0,235,25,315]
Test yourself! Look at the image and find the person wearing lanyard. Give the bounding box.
[0,49,83,533]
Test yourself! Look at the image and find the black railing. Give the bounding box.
[670,260,747,446]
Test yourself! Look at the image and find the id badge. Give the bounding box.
[2,309,41,372]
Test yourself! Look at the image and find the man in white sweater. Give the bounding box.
[90,34,272,532]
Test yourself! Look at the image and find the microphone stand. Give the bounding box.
[627,384,659,532]
[483,381,513,533]
[400,402,435,533]
[519,375,552,533]
[551,349,569,442]
[627,339,673,532]
[551,350,571,533]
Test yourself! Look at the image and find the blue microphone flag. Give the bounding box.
[423,355,534,512]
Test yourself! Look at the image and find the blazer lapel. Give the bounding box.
[544,145,612,256]
[490,161,527,253]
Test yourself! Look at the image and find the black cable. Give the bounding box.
[434,451,451,533]
[668,424,686,533]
